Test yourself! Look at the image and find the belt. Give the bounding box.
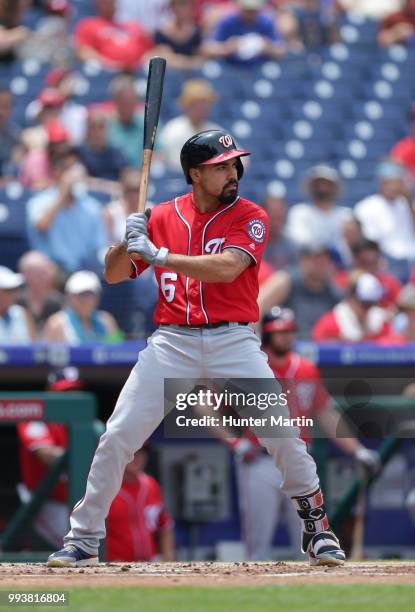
[167,322,250,330]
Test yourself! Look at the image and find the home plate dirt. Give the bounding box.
[0,562,415,587]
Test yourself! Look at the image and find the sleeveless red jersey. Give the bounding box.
[131,193,269,325]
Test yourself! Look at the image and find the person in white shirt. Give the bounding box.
[286,165,352,264]
[159,79,222,172]
[354,159,415,282]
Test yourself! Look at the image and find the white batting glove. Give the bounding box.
[127,234,169,266]
[227,437,261,463]
[355,446,381,476]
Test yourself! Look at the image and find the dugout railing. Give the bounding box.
[0,392,97,562]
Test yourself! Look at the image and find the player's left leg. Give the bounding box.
[205,325,345,566]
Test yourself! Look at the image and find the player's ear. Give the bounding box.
[189,167,200,184]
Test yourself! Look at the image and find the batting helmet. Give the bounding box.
[180,130,250,184]
[262,307,297,345]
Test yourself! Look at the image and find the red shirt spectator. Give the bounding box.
[106,449,174,562]
[391,133,415,181]
[312,272,395,343]
[378,0,415,47]
[17,421,68,503]
[334,238,402,308]
[75,0,154,70]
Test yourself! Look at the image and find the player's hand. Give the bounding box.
[354,446,381,476]
[227,437,261,463]
[125,212,149,240]
[127,234,169,267]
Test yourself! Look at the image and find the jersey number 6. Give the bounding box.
[161,272,178,303]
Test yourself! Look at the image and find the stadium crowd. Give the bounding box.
[1,0,415,345]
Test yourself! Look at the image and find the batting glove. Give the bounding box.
[227,437,261,463]
[124,210,151,242]
[127,234,169,267]
[355,446,381,476]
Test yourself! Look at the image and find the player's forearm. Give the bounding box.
[104,243,133,284]
[35,195,66,232]
[159,528,175,561]
[165,252,244,283]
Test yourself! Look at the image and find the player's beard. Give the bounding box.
[219,180,238,205]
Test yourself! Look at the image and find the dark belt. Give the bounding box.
[168,321,250,330]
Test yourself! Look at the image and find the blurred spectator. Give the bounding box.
[45,68,88,144]
[201,0,286,65]
[0,0,30,64]
[106,447,175,562]
[74,0,154,71]
[0,88,21,179]
[154,0,203,70]
[159,80,221,171]
[44,271,121,343]
[312,272,394,343]
[107,74,146,167]
[354,159,415,283]
[116,0,171,33]
[104,167,142,243]
[21,118,70,191]
[334,238,402,309]
[22,88,65,154]
[378,0,415,47]
[17,251,63,338]
[262,194,299,270]
[258,244,340,339]
[0,265,36,344]
[393,284,415,341]
[16,367,85,548]
[390,107,415,182]
[18,0,73,65]
[26,147,108,273]
[286,165,352,264]
[337,0,403,20]
[78,110,128,181]
[283,0,339,51]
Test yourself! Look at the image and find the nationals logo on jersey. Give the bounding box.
[205,237,225,254]
[247,219,266,243]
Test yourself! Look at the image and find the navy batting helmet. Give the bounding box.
[262,307,297,345]
[180,130,250,184]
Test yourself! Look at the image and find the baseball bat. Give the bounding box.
[350,470,369,561]
[131,56,166,259]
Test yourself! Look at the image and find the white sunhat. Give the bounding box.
[353,273,384,304]
[65,271,101,295]
[0,266,24,290]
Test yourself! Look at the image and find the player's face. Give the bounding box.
[195,159,239,204]
[269,330,295,356]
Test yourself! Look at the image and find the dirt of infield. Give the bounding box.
[0,561,415,588]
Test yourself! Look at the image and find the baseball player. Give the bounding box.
[47,129,346,567]
[226,307,381,560]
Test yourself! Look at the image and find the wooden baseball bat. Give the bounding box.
[350,470,369,561]
[131,56,166,259]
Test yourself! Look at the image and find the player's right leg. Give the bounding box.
[236,455,282,560]
[47,327,202,567]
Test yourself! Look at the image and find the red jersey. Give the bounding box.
[131,193,269,325]
[75,18,154,69]
[245,352,330,446]
[17,422,68,503]
[106,473,173,562]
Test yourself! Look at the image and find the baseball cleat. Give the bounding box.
[307,531,346,567]
[47,545,98,567]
